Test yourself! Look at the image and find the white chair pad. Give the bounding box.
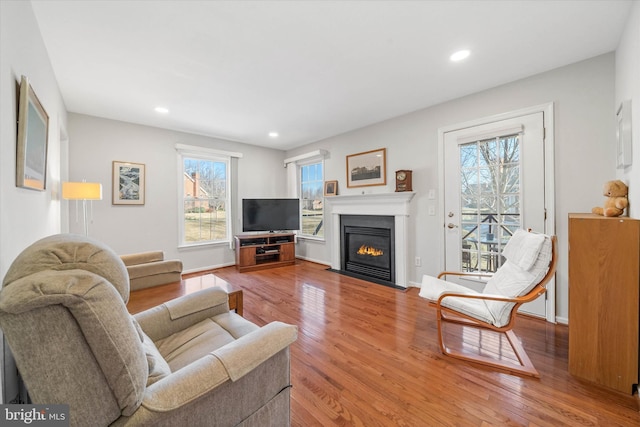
[419,275,477,301]
[502,229,545,271]
[419,275,495,325]
[419,230,552,328]
[483,234,552,326]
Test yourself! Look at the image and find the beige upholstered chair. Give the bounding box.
[120,250,183,291]
[0,234,297,426]
[420,229,557,377]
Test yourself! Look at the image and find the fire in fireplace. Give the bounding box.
[340,215,395,287]
[357,245,384,256]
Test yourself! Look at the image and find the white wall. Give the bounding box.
[288,53,617,323]
[0,0,68,404]
[616,1,640,216]
[67,113,287,272]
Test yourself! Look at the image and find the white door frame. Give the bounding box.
[437,102,556,323]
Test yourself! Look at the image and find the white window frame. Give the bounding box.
[284,150,328,241]
[176,144,242,248]
[298,157,325,240]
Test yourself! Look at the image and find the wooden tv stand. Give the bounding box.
[234,233,296,272]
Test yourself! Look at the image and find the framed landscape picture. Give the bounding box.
[112,161,145,205]
[16,75,49,191]
[346,148,386,188]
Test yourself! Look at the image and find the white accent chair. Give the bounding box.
[419,229,557,377]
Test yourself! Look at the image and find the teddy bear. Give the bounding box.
[592,180,629,217]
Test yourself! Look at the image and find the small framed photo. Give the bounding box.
[16,76,49,191]
[346,148,386,188]
[112,161,145,205]
[324,180,338,196]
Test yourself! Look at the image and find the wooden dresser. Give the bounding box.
[568,213,639,394]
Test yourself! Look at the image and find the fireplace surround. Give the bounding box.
[326,192,415,288]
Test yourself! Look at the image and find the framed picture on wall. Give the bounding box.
[616,100,632,168]
[16,75,49,191]
[346,148,386,188]
[324,180,338,196]
[112,161,145,205]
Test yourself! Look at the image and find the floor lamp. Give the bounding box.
[62,182,103,236]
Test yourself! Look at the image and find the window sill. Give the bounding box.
[297,235,325,243]
[178,240,230,250]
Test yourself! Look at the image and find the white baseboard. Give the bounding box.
[295,255,331,267]
[182,262,235,275]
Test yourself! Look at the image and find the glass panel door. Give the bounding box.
[460,134,521,273]
[443,111,547,317]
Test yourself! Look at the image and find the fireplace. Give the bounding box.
[326,192,415,288]
[341,215,395,287]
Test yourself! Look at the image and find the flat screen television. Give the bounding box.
[242,198,300,232]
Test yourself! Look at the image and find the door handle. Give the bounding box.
[447,223,458,229]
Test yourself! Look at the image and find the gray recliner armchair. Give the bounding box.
[0,234,297,426]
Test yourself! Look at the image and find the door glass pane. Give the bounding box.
[459,134,521,272]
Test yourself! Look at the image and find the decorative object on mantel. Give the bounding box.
[591,179,628,217]
[112,161,145,205]
[62,181,103,236]
[16,75,49,191]
[324,180,338,196]
[616,99,632,168]
[346,148,386,188]
[395,170,412,192]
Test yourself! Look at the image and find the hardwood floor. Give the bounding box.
[196,260,640,426]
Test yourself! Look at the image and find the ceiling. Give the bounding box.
[31,0,632,151]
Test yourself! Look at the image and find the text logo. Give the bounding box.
[1,405,69,426]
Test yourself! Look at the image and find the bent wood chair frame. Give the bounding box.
[434,235,558,378]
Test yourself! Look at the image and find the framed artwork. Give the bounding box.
[324,180,338,196]
[346,148,386,188]
[112,161,145,205]
[16,75,49,191]
[616,100,632,169]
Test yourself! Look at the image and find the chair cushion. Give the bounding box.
[2,233,130,302]
[419,275,495,324]
[502,229,545,271]
[126,260,182,281]
[132,319,171,386]
[419,274,477,301]
[419,231,552,328]
[120,251,164,266]
[155,312,259,372]
[483,233,552,326]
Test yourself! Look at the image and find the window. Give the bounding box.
[300,161,324,238]
[180,154,230,245]
[460,133,521,272]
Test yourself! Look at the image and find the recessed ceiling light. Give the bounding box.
[154,106,169,114]
[268,132,279,138]
[450,50,470,62]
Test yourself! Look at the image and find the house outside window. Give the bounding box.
[300,161,324,238]
[180,156,230,245]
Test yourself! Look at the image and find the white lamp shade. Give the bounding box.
[62,182,103,200]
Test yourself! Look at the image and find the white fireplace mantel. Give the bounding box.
[326,192,416,287]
